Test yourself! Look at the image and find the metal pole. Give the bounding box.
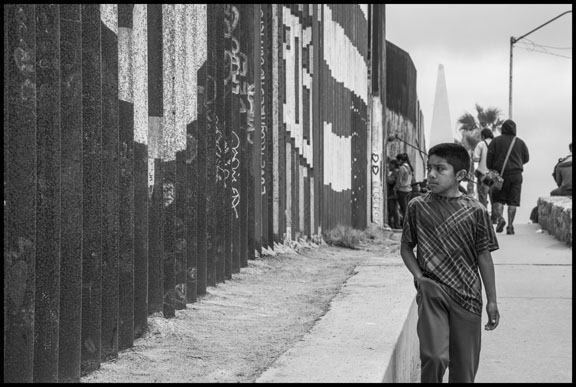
[508,10,572,121]
[509,36,514,119]
[391,135,428,159]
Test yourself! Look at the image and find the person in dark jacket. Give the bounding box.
[550,142,572,196]
[486,119,530,235]
[387,159,402,229]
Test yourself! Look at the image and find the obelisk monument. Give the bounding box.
[428,64,453,149]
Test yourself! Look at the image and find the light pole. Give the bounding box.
[508,10,572,119]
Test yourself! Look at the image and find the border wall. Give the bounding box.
[4,4,423,382]
[381,41,426,226]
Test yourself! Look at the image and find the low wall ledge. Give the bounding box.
[537,196,572,247]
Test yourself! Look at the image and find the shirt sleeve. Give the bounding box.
[473,143,482,162]
[397,165,406,185]
[522,141,530,164]
[401,199,418,248]
[475,206,499,254]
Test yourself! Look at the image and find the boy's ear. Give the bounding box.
[456,170,467,181]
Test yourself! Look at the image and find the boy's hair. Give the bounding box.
[480,128,494,140]
[428,143,470,174]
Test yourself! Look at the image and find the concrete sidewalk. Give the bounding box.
[256,223,572,383]
[475,223,572,383]
[256,235,420,383]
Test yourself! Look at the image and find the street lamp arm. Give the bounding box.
[513,10,572,44]
[509,9,572,119]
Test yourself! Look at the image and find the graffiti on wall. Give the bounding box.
[370,96,383,225]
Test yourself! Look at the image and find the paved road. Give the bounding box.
[474,223,572,383]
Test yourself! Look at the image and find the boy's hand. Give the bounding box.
[484,302,500,330]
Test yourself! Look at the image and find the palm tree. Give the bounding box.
[457,104,505,194]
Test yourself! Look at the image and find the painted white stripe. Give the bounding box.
[133,4,148,145]
[100,4,118,35]
[282,7,313,167]
[185,4,207,126]
[162,4,177,161]
[359,4,368,22]
[118,27,133,103]
[323,5,367,104]
[302,71,312,91]
[310,175,315,235]
[323,121,351,192]
[302,25,312,47]
[285,141,292,233]
[299,164,305,233]
[173,4,187,155]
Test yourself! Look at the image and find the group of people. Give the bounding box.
[386,153,426,229]
[387,117,533,236]
[472,119,529,235]
[397,119,532,383]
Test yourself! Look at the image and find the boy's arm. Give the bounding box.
[400,242,423,282]
[478,250,500,330]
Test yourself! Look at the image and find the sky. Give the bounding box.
[385,4,572,223]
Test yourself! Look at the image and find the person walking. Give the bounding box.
[473,128,495,210]
[395,153,414,219]
[550,142,572,196]
[400,143,500,383]
[486,119,529,235]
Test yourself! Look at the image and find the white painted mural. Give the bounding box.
[371,96,384,225]
[118,26,133,104]
[133,4,148,145]
[322,5,367,105]
[323,122,352,192]
[281,6,313,167]
[100,4,118,35]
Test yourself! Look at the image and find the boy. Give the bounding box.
[400,143,500,383]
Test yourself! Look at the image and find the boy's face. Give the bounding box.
[426,155,466,197]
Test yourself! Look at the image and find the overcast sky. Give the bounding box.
[385,4,572,222]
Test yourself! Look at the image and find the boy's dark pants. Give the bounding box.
[416,277,482,383]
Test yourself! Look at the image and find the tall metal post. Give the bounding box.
[508,36,515,119]
[508,10,571,121]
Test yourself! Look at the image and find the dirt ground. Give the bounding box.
[81,228,403,383]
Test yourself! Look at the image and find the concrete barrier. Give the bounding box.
[382,298,420,382]
[537,196,572,246]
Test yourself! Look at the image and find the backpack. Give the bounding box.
[552,156,569,181]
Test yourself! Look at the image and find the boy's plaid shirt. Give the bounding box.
[401,192,499,316]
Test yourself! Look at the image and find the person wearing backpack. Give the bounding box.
[486,119,530,235]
